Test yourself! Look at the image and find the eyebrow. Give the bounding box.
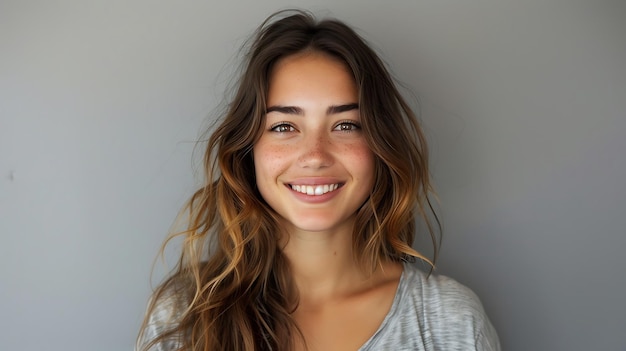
[266,103,359,116]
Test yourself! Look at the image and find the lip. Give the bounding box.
[286,177,344,186]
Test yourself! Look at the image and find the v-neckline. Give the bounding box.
[357,262,407,350]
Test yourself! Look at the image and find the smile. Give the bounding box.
[289,184,341,196]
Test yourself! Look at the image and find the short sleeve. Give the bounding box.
[136,291,187,351]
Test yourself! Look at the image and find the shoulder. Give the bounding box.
[402,262,485,316]
[391,262,501,350]
[136,276,191,351]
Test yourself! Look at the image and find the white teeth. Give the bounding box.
[290,184,340,196]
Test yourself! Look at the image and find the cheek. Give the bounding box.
[351,143,374,161]
[347,141,376,179]
[253,143,289,178]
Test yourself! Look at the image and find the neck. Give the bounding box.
[280,219,381,302]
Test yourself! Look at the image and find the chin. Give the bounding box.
[284,212,354,234]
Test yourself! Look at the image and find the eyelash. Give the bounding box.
[269,122,296,133]
[334,120,361,132]
[268,120,362,133]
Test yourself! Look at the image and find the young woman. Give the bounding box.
[137,10,500,351]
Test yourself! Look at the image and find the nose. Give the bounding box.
[297,131,334,169]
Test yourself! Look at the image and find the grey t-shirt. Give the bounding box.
[359,262,500,350]
[138,262,500,350]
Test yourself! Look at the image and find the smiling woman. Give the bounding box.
[137,9,500,351]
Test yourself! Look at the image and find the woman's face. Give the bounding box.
[253,52,375,235]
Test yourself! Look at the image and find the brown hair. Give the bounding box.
[138,9,439,351]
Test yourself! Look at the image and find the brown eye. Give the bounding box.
[333,121,361,132]
[270,123,296,133]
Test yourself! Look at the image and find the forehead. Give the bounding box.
[268,51,357,105]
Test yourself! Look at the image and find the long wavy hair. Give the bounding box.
[138,9,440,351]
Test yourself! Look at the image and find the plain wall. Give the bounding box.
[1,1,624,350]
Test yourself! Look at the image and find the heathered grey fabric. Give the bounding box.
[137,288,186,351]
[138,262,500,351]
[358,262,500,350]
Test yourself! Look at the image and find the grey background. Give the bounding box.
[1,1,624,350]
